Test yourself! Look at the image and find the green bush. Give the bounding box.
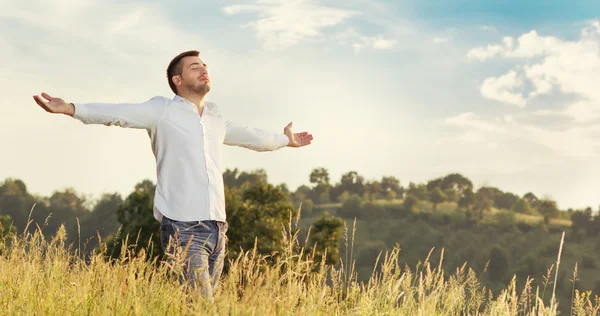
[582,255,597,269]
[493,211,517,232]
[363,201,386,219]
[356,240,387,267]
[488,245,511,283]
[337,194,363,219]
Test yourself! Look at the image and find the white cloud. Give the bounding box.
[467,30,562,61]
[223,0,357,49]
[433,37,449,44]
[467,36,515,61]
[466,20,600,158]
[0,0,195,63]
[479,70,527,107]
[444,112,506,133]
[372,36,397,49]
[223,1,403,52]
[336,28,397,52]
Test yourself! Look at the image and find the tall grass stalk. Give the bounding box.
[550,231,565,314]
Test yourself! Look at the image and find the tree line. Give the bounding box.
[292,168,598,231]
[1,167,599,268]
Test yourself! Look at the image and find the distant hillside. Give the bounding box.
[296,196,598,316]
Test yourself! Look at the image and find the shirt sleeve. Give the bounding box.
[72,96,168,129]
[223,120,289,152]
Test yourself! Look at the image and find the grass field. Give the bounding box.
[1,217,598,315]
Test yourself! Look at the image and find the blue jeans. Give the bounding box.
[160,216,228,299]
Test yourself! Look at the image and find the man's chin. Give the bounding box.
[190,85,210,96]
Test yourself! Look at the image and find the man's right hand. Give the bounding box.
[33,92,75,116]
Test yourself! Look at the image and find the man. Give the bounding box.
[32,50,313,299]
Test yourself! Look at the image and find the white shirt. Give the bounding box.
[73,95,289,222]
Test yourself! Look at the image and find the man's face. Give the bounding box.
[179,56,210,95]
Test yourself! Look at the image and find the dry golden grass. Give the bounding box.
[0,215,596,315]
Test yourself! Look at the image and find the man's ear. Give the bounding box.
[172,75,182,87]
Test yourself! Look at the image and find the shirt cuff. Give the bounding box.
[279,133,289,148]
[72,103,88,121]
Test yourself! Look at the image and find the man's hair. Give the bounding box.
[166,50,200,95]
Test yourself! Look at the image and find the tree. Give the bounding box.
[494,192,519,210]
[293,185,311,202]
[106,180,159,260]
[537,198,559,225]
[78,193,123,255]
[385,190,397,201]
[309,168,330,186]
[587,211,600,237]
[337,194,363,219]
[402,195,418,213]
[338,171,365,197]
[523,192,539,209]
[309,168,331,204]
[337,191,351,203]
[458,189,474,215]
[406,182,427,200]
[571,208,592,237]
[0,178,35,232]
[426,177,443,192]
[512,198,533,214]
[45,188,90,240]
[308,212,344,265]
[477,187,504,205]
[474,188,494,221]
[442,173,473,194]
[427,173,473,202]
[429,187,446,212]
[223,168,268,189]
[488,246,510,283]
[381,176,403,198]
[443,188,459,203]
[363,180,382,201]
[356,240,386,267]
[225,180,297,263]
[299,199,314,217]
[311,185,331,205]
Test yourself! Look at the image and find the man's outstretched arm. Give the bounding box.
[33,92,167,129]
[223,121,313,152]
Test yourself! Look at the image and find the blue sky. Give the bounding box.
[1,0,599,210]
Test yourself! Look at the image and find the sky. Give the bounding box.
[1,0,599,210]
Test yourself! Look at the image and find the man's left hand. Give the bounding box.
[284,122,313,148]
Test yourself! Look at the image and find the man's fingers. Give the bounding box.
[41,92,53,101]
[33,95,50,112]
[295,134,313,146]
[33,95,46,107]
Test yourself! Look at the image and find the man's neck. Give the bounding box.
[179,92,206,113]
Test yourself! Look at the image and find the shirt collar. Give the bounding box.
[172,95,215,113]
[173,95,192,105]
